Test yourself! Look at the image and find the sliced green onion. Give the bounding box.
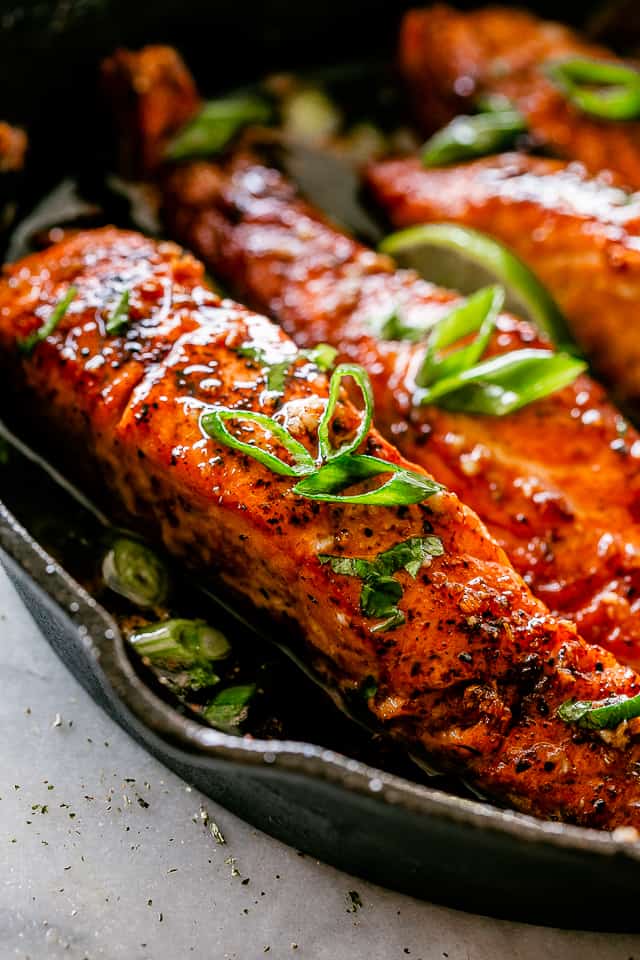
[317,363,373,462]
[237,342,337,396]
[416,285,504,388]
[421,110,527,167]
[300,342,338,371]
[203,684,256,731]
[200,407,315,477]
[102,537,169,607]
[545,57,640,121]
[474,93,517,114]
[558,692,640,730]
[165,95,271,161]
[130,618,231,662]
[418,348,587,416]
[201,362,446,505]
[130,618,230,690]
[18,286,77,355]
[293,453,442,504]
[106,289,130,335]
[380,223,573,348]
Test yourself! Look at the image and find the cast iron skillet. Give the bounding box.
[2,0,640,931]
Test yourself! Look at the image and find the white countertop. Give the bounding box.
[2,565,638,960]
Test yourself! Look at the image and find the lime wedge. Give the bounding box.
[380,222,574,349]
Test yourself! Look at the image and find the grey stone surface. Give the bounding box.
[1,566,639,960]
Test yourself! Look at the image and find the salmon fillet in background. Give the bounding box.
[6,227,640,828]
[102,46,640,672]
[398,4,640,188]
[366,152,640,410]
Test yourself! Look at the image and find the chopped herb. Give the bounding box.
[203,684,256,732]
[106,289,130,335]
[558,691,640,730]
[320,535,444,632]
[18,286,77,355]
[102,537,169,608]
[165,95,271,161]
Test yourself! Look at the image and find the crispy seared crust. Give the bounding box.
[4,226,640,828]
[366,152,640,408]
[399,5,640,187]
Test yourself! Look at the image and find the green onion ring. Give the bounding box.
[317,363,374,462]
[200,407,315,477]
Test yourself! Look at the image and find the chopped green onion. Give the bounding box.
[18,286,77,355]
[203,684,256,731]
[545,57,640,121]
[474,93,517,114]
[200,407,316,477]
[236,344,292,396]
[300,342,338,371]
[165,95,271,161]
[238,342,337,397]
[106,289,130,335]
[320,535,444,633]
[380,223,573,348]
[421,110,527,167]
[293,453,443,505]
[102,537,169,607]
[130,618,230,690]
[416,285,504,388]
[281,87,341,144]
[318,363,373,462]
[417,348,587,416]
[201,363,444,505]
[130,618,230,662]
[558,692,640,730]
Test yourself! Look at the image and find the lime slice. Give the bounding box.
[380,222,574,349]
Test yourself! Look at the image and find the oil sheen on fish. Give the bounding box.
[398,4,640,188]
[7,228,640,828]
[366,151,640,408]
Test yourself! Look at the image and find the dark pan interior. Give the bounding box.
[4,0,640,931]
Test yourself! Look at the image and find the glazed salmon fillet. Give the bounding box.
[366,152,640,407]
[399,4,640,187]
[7,228,640,828]
[0,123,26,174]
[100,46,640,671]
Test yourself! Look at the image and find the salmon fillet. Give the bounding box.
[7,227,640,828]
[398,4,640,187]
[0,123,26,174]
[100,46,640,671]
[366,152,640,408]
